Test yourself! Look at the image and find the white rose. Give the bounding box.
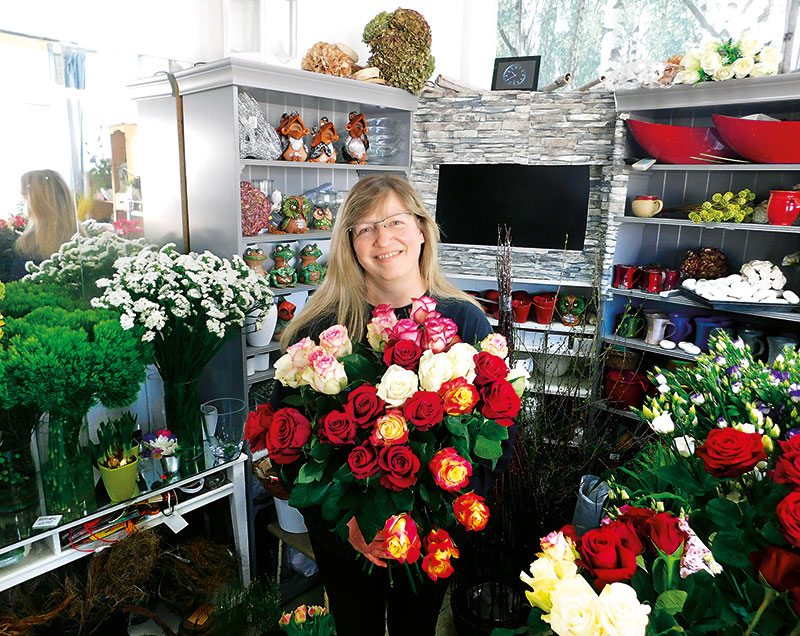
[480,333,509,359]
[506,361,531,398]
[446,342,478,383]
[543,577,599,636]
[738,34,762,56]
[418,350,456,392]
[650,412,675,434]
[680,49,702,71]
[712,64,735,81]
[731,56,755,78]
[757,45,780,64]
[274,352,304,388]
[597,583,651,636]
[700,51,722,74]
[750,61,778,77]
[674,435,696,457]
[376,364,419,407]
[673,69,701,85]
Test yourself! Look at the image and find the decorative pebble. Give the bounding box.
[682,278,697,291]
[659,339,676,350]
[683,343,701,355]
[784,290,800,304]
[678,341,695,352]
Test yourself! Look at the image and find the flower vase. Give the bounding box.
[245,304,278,347]
[0,442,41,546]
[37,414,96,521]
[98,457,140,503]
[162,379,204,477]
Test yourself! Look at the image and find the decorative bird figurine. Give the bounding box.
[342,111,369,164]
[277,112,310,162]
[308,117,339,163]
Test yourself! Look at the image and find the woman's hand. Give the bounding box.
[347,517,388,567]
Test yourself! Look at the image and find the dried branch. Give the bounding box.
[680,0,721,38]
[498,25,518,56]
[576,76,607,91]
[540,72,572,92]
[496,225,514,359]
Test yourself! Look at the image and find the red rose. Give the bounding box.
[378,445,421,491]
[345,384,385,429]
[319,410,357,446]
[749,546,800,594]
[402,391,444,431]
[578,526,638,588]
[347,441,380,479]
[617,505,658,543]
[776,491,800,548]
[473,351,508,387]
[695,428,767,478]
[604,520,645,555]
[559,524,579,543]
[645,512,686,556]
[383,339,423,370]
[439,377,479,416]
[265,407,312,464]
[773,436,800,488]
[245,403,275,452]
[480,379,521,426]
[453,492,490,531]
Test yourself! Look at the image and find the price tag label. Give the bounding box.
[164,512,189,534]
[32,515,63,529]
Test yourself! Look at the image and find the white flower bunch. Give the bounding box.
[25,230,150,291]
[92,244,273,343]
[673,33,779,85]
[602,61,667,91]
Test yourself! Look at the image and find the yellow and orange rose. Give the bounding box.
[429,447,472,492]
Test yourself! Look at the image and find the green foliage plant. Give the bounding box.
[91,412,138,469]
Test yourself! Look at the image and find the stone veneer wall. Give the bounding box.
[410,90,629,284]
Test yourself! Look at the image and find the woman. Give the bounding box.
[276,174,517,635]
[12,170,78,277]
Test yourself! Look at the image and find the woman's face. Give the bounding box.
[350,191,425,287]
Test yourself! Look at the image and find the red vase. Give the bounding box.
[767,190,800,226]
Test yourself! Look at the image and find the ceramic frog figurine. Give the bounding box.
[268,244,298,288]
[297,243,326,285]
[243,247,268,277]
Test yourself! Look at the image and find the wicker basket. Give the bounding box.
[605,346,642,371]
[253,456,291,500]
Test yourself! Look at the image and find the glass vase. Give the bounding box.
[37,414,96,522]
[0,407,41,546]
[163,379,204,477]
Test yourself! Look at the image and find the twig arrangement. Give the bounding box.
[496,224,514,359]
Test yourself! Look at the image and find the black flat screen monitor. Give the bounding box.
[434,163,590,250]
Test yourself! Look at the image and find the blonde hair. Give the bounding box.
[281,174,480,347]
[17,170,78,261]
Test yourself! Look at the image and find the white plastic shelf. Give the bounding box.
[488,316,596,335]
[243,230,333,245]
[241,159,407,172]
[603,335,698,361]
[614,216,800,234]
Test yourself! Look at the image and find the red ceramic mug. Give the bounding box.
[663,269,681,291]
[613,264,641,289]
[640,266,666,293]
[767,190,800,226]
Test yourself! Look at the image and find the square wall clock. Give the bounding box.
[491,56,541,91]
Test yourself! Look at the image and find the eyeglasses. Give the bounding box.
[348,212,419,239]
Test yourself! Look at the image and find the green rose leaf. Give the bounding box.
[705,498,742,528]
[340,353,377,382]
[478,419,509,442]
[712,529,751,569]
[390,488,415,511]
[289,481,331,509]
[761,520,788,546]
[445,416,468,438]
[281,394,305,407]
[473,436,502,469]
[654,590,688,615]
[296,460,325,484]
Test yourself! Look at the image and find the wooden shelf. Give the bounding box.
[614,216,800,234]
[488,316,596,335]
[241,159,408,172]
[529,373,592,398]
[242,230,332,245]
[640,163,800,172]
[247,368,276,386]
[270,283,319,295]
[267,521,314,561]
[593,399,642,421]
[245,341,281,356]
[609,287,800,323]
[603,335,698,360]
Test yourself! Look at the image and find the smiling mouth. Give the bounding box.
[375,250,402,260]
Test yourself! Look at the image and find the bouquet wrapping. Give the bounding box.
[246,297,523,581]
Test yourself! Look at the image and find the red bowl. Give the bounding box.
[627,119,740,165]
[712,114,800,164]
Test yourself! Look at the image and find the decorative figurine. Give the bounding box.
[311,205,333,230]
[342,111,369,164]
[277,112,310,162]
[243,247,268,277]
[308,117,339,163]
[297,244,326,285]
[557,295,586,327]
[268,244,298,288]
[267,189,284,233]
[273,299,297,341]
[281,195,311,233]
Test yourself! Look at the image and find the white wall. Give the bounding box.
[1,0,225,61]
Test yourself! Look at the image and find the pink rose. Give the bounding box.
[373,304,398,323]
[391,318,423,345]
[318,325,352,358]
[422,317,458,353]
[411,296,437,324]
[287,337,315,367]
[366,309,399,352]
[301,346,348,394]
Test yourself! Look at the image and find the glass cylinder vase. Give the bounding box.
[37,413,96,522]
[162,379,204,477]
[0,407,41,546]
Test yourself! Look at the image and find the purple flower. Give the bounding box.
[142,433,156,444]
[769,369,790,385]
[717,416,727,426]
[714,355,727,366]
[787,428,800,439]
[726,365,742,378]
[755,401,770,414]
[731,381,743,393]
[789,383,800,404]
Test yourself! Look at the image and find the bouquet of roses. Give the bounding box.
[246,297,524,582]
[672,33,779,85]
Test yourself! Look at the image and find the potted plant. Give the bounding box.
[142,429,180,479]
[92,412,140,502]
[279,605,335,635]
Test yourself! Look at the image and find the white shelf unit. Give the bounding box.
[604,76,800,388]
[132,59,418,402]
[0,454,249,592]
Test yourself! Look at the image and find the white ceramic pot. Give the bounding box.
[274,497,307,533]
[254,353,270,371]
[245,304,278,347]
[246,357,256,376]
